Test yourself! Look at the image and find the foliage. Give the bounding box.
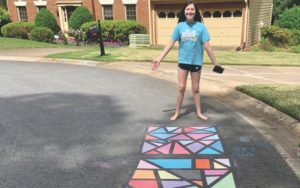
[259,38,275,52]
[81,20,146,44]
[261,25,293,47]
[0,7,9,35]
[34,8,58,33]
[67,28,86,45]
[69,6,93,30]
[58,31,68,45]
[272,0,300,23]
[29,27,54,43]
[274,6,300,30]
[5,25,28,39]
[290,29,300,45]
[0,0,7,9]
[1,22,35,36]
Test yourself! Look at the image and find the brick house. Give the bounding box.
[7,0,273,48]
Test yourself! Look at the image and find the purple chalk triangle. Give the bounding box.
[142,142,157,153]
[161,180,191,188]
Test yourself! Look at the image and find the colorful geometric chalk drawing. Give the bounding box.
[143,126,224,155]
[126,126,236,188]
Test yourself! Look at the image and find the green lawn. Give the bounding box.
[0,37,83,49]
[236,84,300,120]
[45,46,300,66]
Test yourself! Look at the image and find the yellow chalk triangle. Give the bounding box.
[214,162,227,169]
[158,170,180,179]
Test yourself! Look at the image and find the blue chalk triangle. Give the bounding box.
[151,128,167,133]
[204,127,216,132]
[198,147,221,154]
[211,141,224,152]
[166,127,179,132]
[150,133,176,139]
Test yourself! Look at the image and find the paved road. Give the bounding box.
[0,60,299,188]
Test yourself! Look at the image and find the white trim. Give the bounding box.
[98,0,114,5]
[14,1,27,6]
[122,0,137,4]
[34,0,47,6]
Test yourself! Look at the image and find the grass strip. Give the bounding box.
[236,84,300,120]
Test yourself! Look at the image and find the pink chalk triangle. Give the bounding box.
[145,135,159,140]
[148,126,160,132]
[157,143,172,154]
[173,129,182,133]
[191,126,209,130]
[147,150,160,154]
[187,133,213,140]
[168,134,192,140]
[137,160,160,169]
[200,140,214,145]
[184,127,197,132]
[173,142,191,154]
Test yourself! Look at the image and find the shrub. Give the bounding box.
[274,6,300,30]
[290,29,300,45]
[0,7,10,35]
[69,6,93,30]
[261,25,293,47]
[81,20,146,44]
[29,27,54,43]
[1,22,35,36]
[35,9,58,33]
[259,38,274,52]
[5,25,28,39]
[67,28,86,45]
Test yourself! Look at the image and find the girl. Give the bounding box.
[152,0,223,121]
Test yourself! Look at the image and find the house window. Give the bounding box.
[213,11,221,18]
[103,5,113,20]
[233,10,242,17]
[37,6,46,12]
[158,12,166,18]
[126,5,136,20]
[203,11,211,18]
[167,12,175,18]
[223,10,232,17]
[17,6,28,22]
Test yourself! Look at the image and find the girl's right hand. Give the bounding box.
[151,59,160,71]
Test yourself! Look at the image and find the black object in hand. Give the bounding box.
[213,65,224,74]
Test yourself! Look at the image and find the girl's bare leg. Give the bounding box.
[170,67,189,121]
[191,70,208,120]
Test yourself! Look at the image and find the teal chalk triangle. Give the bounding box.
[205,127,216,132]
[211,141,224,152]
[199,147,221,154]
[151,139,167,143]
[151,128,167,133]
[166,127,178,132]
[150,133,176,139]
[212,173,236,188]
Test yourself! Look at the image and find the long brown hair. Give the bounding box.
[178,0,202,23]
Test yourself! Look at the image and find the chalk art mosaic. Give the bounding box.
[126,126,236,188]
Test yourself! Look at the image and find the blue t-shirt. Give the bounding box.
[171,21,210,66]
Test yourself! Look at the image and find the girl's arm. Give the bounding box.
[152,39,176,71]
[203,41,220,66]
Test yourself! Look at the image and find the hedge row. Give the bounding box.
[81,20,146,44]
[1,22,35,37]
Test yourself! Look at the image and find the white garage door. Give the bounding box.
[156,9,243,47]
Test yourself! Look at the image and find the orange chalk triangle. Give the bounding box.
[173,142,191,154]
[193,181,203,186]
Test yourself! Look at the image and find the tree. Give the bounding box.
[0,0,7,9]
[272,0,300,23]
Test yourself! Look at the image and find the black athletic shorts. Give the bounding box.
[178,63,202,72]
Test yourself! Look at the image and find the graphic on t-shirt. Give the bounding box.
[181,29,198,42]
